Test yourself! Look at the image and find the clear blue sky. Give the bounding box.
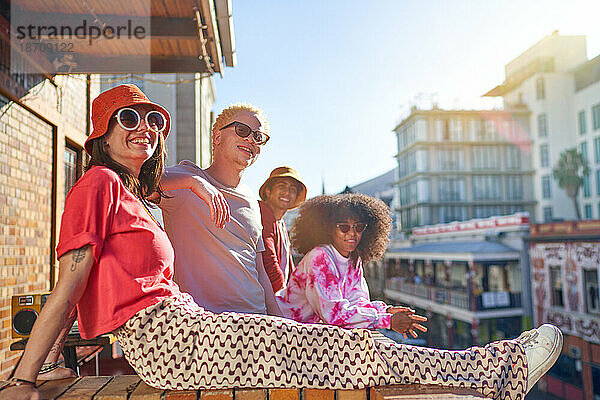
[212,0,600,197]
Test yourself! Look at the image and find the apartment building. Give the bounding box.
[485,32,600,222]
[393,108,536,230]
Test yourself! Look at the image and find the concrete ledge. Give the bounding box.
[9,376,488,399]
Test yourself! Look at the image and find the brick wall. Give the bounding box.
[0,92,54,375]
[0,75,91,377]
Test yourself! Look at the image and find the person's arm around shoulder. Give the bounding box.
[155,163,230,228]
[256,254,284,317]
[0,245,94,400]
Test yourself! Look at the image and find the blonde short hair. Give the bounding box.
[212,103,269,138]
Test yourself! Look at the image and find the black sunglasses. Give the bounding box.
[221,121,270,145]
[335,222,367,234]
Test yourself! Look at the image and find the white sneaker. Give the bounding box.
[516,324,563,393]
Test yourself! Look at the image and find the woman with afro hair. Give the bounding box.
[276,193,427,338]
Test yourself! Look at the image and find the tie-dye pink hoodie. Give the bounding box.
[276,244,392,329]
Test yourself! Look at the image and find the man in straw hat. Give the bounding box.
[258,167,306,292]
[156,104,282,317]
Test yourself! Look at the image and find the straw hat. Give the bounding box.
[259,166,307,209]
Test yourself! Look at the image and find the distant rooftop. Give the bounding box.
[573,53,600,92]
[346,168,397,206]
[485,32,590,97]
[392,107,529,131]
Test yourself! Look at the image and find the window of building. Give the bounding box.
[439,177,465,201]
[583,172,591,198]
[584,204,593,219]
[415,119,428,142]
[548,355,583,387]
[433,120,445,141]
[415,149,429,172]
[507,262,522,293]
[449,119,463,141]
[585,270,599,314]
[580,141,588,162]
[543,206,553,221]
[396,130,405,153]
[473,205,504,218]
[473,175,503,200]
[472,146,500,170]
[438,206,466,223]
[504,145,521,170]
[536,77,545,100]
[593,365,600,400]
[597,169,600,196]
[401,178,431,207]
[537,114,548,137]
[506,176,523,200]
[542,175,552,199]
[595,137,600,164]
[469,119,482,141]
[398,150,420,179]
[593,104,600,130]
[417,178,431,202]
[503,120,515,142]
[508,204,525,214]
[549,266,564,307]
[578,110,587,135]
[484,120,498,141]
[539,144,549,168]
[416,205,431,226]
[437,148,464,171]
[64,143,83,202]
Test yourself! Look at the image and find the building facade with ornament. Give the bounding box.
[526,221,600,400]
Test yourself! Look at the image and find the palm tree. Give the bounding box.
[552,148,590,220]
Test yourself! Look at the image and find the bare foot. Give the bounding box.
[37,366,77,381]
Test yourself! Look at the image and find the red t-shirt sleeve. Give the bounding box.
[261,220,284,292]
[56,168,119,264]
[259,202,284,292]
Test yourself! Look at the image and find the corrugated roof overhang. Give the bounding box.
[4,0,235,75]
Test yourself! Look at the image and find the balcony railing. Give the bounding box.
[386,279,521,312]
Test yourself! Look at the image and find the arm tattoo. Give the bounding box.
[49,301,77,356]
[70,247,86,271]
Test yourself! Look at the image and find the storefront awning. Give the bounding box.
[386,241,520,262]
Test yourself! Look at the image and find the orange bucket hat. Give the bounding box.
[259,166,307,209]
[85,84,171,155]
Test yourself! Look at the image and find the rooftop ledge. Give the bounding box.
[21,376,488,399]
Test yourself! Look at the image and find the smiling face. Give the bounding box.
[103,104,159,175]
[214,110,265,169]
[264,177,300,218]
[331,217,364,258]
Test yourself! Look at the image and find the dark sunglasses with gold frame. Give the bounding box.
[221,121,270,145]
[335,222,367,234]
